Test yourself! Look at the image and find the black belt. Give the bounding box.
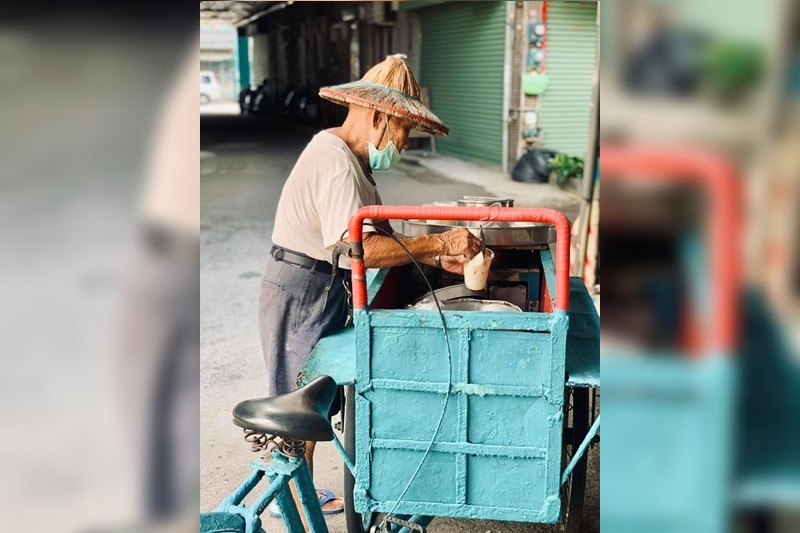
[271,245,333,275]
[272,242,354,328]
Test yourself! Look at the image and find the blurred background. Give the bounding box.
[600,0,800,532]
[0,3,199,533]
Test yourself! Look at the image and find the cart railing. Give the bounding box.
[347,205,571,311]
[602,145,741,353]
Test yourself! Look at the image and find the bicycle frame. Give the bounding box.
[201,449,333,533]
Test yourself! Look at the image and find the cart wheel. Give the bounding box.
[558,386,590,533]
[343,385,379,533]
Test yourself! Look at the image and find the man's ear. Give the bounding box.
[371,109,383,128]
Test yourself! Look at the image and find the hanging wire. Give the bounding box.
[352,224,454,530]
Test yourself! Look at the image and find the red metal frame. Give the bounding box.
[601,145,741,353]
[347,206,571,311]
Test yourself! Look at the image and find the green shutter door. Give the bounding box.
[418,2,506,165]
[538,1,597,158]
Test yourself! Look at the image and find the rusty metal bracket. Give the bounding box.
[371,516,427,533]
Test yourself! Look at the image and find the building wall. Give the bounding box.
[201,21,238,100]
[200,58,236,100]
[242,3,355,126]
[251,33,270,87]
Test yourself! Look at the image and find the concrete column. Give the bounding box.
[236,36,250,91]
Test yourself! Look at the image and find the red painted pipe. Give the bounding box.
[601,144,741,353]
[347,206,571,311]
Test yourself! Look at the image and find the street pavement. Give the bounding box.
[200,100,241,115]
[200,112,599,532]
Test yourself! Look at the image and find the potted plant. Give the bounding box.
[548,153,584,190]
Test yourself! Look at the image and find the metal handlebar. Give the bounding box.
[346,206,571,311]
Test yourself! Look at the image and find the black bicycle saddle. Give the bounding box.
[232,375,338,442]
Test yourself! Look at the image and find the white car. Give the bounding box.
[200,71,221,104]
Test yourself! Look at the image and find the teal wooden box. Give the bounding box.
[351,257,569,523]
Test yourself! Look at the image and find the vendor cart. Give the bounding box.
[299,205,600,533]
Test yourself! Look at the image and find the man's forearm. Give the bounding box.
[360,233,444,269]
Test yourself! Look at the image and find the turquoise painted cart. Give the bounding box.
[299,205,600,532]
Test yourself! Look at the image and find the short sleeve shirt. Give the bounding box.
[271,130,381,269]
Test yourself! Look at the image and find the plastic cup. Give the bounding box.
[464,248,494,290]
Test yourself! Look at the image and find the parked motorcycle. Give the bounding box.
[280,86,321,124]
[251,81,273,116]
[296,89,320,123]
[238,83,257,115]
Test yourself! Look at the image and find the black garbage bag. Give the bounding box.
[512,148,555,183]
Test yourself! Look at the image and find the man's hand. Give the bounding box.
[439,255,468,275]
[437,227,482,259]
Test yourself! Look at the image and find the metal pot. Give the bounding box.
[411,284,488,306]
[457,196,515,208]
[425,201,460,226]
[411,296,522,312]
[442,298,522,312]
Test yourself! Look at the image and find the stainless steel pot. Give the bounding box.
[410,296,522,312]
[411,284,488,306]
[457,196,514,208]
[441,298,522,312]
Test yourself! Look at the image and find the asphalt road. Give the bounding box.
[200,112,599,533]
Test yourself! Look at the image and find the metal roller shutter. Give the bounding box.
[539,1,598,158]
[418,1,506,165]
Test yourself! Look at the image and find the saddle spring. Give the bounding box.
[242,429,307,458]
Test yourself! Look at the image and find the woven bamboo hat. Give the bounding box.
[319,54,448,136]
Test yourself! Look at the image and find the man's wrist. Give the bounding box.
[434,255,442,269]
[431,234,447,255]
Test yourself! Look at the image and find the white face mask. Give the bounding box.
[368,116,401,171]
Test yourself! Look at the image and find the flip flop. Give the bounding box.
[316,488,344,515]
[267,489,344,518]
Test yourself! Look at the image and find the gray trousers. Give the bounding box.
[258,253,348,397]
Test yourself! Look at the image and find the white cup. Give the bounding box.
[464,248,494,290]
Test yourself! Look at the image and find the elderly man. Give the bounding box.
[259,54,481,516]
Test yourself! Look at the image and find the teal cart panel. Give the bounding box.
[353,308,569,523]
[299,275,599,389]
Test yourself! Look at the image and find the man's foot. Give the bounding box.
[268,489,344,517]
[317,489,344,515]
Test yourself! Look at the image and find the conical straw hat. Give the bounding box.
[319,54,448,136]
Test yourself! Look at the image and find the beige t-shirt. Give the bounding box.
[271,130,380,269]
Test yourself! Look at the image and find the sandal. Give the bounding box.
[267,488,344,518]
[317,488,344,515]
